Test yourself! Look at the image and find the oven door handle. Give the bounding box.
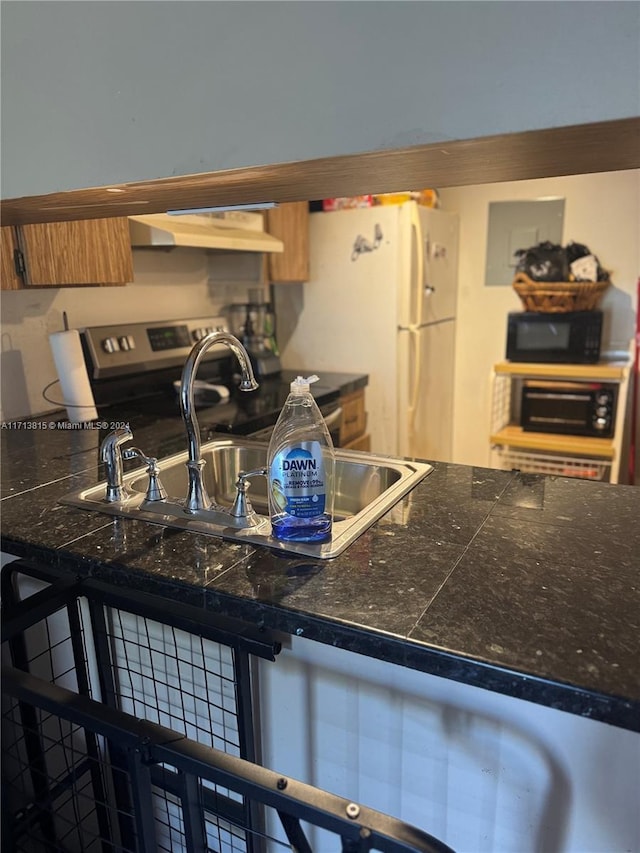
[323,406,343,430]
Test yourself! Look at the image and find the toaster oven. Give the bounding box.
[520,380,617,438]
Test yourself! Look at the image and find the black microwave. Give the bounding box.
[506,311,602,364]
[521,380,617,438]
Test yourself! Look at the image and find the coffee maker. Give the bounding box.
[228,299,281,377]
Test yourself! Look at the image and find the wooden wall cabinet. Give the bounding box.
[339,388,371,452]
[265,202,309,284]
[1,227,22,290]
[1,218,133,289]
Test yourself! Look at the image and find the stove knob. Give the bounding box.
[192,328,203,342]
[102,337,120,353]
[118,336,130,351]
[594,417,608,431]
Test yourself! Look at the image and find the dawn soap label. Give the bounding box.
[270,441,326,518]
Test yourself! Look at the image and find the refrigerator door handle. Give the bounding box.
[423,235,432,305]
[407,326,421,458]
[406,203,425,457]
[410,203,424,329]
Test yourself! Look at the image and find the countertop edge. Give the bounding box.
[2,533,637,734]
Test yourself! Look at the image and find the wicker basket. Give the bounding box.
[512,272,610,313]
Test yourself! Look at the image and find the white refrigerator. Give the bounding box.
[278,201,460,461]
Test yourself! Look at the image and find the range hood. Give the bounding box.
[128,212,284,253]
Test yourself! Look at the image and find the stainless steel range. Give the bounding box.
[79,315,342,442]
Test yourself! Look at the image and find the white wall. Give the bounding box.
[440,170,639,469]
[259,635,640,853]
[0,250,254,421]
[1,2,639,198]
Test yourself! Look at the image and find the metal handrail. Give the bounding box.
[3,666,454,853]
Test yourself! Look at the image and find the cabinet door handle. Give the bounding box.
[13,248,26,278]
[324,407,343,429]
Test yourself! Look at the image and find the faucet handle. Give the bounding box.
[123,446,168,503]
[229,468,267,523]
[122,445,152,465]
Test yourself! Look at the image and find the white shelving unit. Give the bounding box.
[489,360,631,483]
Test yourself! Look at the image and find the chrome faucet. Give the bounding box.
[100,427,133,502]
[180,331,259,513]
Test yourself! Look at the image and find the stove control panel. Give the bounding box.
[147,325,192,352]
[83,316,229,379]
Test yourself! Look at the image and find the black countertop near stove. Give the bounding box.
[1,390,639,732]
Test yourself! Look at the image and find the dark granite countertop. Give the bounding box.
[1,414,639,732]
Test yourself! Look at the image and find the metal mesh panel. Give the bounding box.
[99,608,246,810]
[106,609,240,754]
[490,372,513,435]
[3,694,137,852]
[151,773,186,853]
[492,448,611,480]
[1,566,255,851]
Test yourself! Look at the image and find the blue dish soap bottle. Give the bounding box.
[267,375,335,543]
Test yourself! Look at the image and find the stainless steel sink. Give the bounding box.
[61,437,432,558]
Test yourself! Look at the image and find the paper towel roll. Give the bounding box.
[49,330,98,423]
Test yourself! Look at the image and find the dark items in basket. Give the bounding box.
[514,241,609,284]
[514,241,569,282]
